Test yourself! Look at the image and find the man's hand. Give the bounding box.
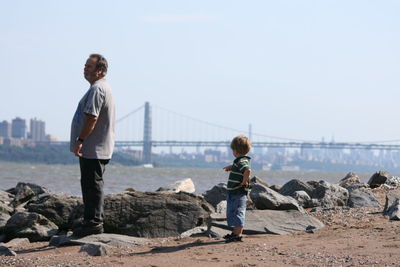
[223,165,232,171]
[73,140,83,157]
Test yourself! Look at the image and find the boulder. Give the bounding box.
[0,246,16,256]
[203,183,228,208]
[293,191,311,207]
[385,176,400,187]
[27,193,82,230]
[3,211,58,242]
[79,243,109,256]
[269,185,282,192]
[10,182,51,207]
[156,178,195,193]
[368,171,390,189]
[339,172,361,188]
[0,190,13,204]
[0,213,11,230]
[279,179,314,197]
[348,189,380,208]
[4,238,30,248]
[249,176,269,188]
[307,180,349,208]
[249,184,302,211]
[102,191,213,238]
[384,190,400,220]
[50,233,149,248]
[210,210,324,235]
[345,183,369,192]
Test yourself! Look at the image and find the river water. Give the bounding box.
[0,161,372,196]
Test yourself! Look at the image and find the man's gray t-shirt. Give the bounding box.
[70,79,115,159]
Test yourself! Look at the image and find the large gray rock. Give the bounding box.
[27,193,82,230]
[368,171,390,189]
[384,190,400,220]
[293,191,311,207]
[279,179,314,197]
[79,243,109,256]
[385,176,400,187]
[348,189,380,208]
[249,176,269,188]
[3,211,58,242]
[307,180,349,208]
[156,178,195,193]
[203,183,228,208]
[102,191,213,238]
[0,246,16,256]
[0,213,11,230]
[339,172,361,188]
[50,233,150,248]
[210,210,324,235]
[269,185,282,192]
[345,183,369,192]
[10,182,50,207]
[249,184,302,211]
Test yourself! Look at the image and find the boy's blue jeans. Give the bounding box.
[226,193,247,227]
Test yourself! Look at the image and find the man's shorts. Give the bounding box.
[226,193,247,227]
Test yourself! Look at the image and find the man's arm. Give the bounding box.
[73,113,98,157]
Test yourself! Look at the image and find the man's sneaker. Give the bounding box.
[223,233,234,240]
[225,234,243,243]
[72,223,104,237]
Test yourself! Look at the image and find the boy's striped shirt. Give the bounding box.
[227,155,251,195]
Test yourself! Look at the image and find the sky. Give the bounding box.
[1,0,399,142]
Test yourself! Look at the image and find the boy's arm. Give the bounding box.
[240,169,251,186]
[223,165,233,171]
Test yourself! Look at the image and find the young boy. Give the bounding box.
[223,135,252,242]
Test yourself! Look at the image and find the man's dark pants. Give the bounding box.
[79,157,109,225]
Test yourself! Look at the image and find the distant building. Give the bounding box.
[11,117,26,139]
[30,118,46,142]
[0,120,11,138]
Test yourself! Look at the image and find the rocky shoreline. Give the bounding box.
[1,171,400,266]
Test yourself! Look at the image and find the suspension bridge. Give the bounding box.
[113,102,400,163]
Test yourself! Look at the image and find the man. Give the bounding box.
[70,54,115,237]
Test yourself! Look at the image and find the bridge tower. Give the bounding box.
[143,102,152,164]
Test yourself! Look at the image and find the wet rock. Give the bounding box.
[203,183,228,208]
[3,211,58,242]
[279,179,314,197]
[156,178,195,193]
[27,193,82,230]
[250,184,302,211]
[348,189,380,208]
[79,243,109,256]
[368,171,390,189]
[339,172,361,188]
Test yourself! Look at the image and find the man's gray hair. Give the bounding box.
[90,53,108,76]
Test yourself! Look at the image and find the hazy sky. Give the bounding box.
[1,1,399,142]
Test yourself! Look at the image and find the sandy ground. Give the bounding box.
[1,189,400,267]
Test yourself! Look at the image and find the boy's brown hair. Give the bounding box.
[230,135,252,155]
